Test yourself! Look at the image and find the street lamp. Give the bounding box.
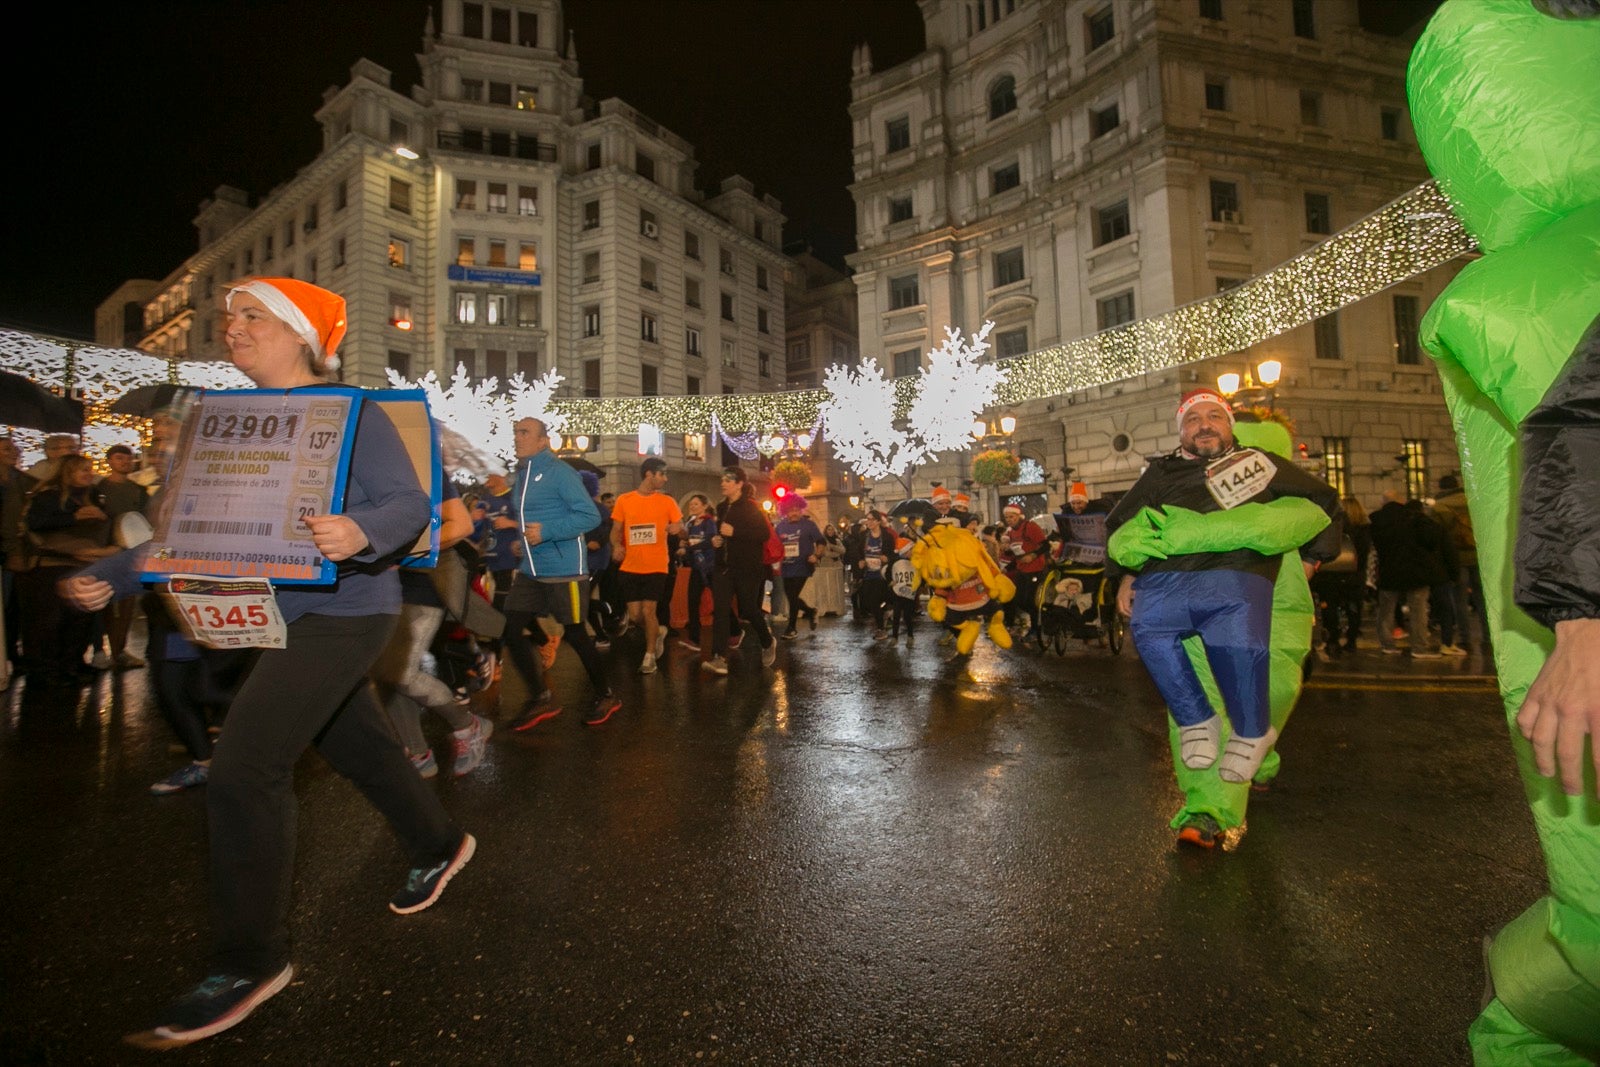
[552,431,593,458]
[1217,359,1283,412]
[971,413,1017,452]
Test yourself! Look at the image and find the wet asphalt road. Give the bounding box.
[1,615,1538,1065]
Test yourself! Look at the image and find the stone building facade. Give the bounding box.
[847,0,1465,514]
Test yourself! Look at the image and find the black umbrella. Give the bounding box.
[0,369,82,432]
[108,383,201,418]
[889,498,942,528]
[560,453,603,477]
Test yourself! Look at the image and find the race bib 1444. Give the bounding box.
[1204,449,1276,510]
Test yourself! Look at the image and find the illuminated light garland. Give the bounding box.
[710,412,763,461]
[0,182,1475,469]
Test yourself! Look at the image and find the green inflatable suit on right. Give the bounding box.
[1407,1,1600,1060]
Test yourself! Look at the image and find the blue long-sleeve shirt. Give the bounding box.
[514,448,601,578]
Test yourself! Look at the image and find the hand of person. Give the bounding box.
[711,535,724,548]
[75,505,108,522]
[1516,617,1600,797]
[1303,560,1317,580]
[1116,574,1136,618]
[60,574,115,611]
[303,513,370,562]
[523,522,543,545]
[720,522,734,537]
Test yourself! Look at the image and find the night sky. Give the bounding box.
[1,0,1435,343]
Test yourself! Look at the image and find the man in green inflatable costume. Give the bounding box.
[1407,0,1600,1059]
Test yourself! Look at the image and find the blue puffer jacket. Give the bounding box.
[514,449,601,578]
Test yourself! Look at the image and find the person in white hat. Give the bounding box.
[1104,389,1343,849]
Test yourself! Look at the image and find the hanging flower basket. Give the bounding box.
[772,458,812,491]
[971,449,1021,486]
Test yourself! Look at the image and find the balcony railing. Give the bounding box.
[436,131,557,162]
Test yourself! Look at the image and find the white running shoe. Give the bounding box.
[1218,726,1280,783]
[1179,716,1221,770]
[639,652,657,675]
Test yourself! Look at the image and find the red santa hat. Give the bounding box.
[226,277,348,371]
[1175,387,1233,427]
[1003,503,1024,517]
[1068,481,1089,503]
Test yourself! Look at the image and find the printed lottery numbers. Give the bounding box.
[298,425,342,462]
[199,413,299,442]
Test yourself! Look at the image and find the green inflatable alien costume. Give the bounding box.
[1109,419,1326,845]
[1407,0,1600,1060]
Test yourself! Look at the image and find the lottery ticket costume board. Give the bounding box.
[141,386,440,650]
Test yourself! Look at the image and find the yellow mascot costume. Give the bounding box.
[911,524,1016,655]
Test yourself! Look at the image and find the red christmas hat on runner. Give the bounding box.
[1175,387,1233,426]
[226,277,348,371]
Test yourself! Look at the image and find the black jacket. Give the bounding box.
[1105,445,1343,580]
[714,495,768,572]
[1369,500,1448,590]
[1517,312,1600,626]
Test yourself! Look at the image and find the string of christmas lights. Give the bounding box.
[1,181,1475,469]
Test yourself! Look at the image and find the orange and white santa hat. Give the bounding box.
[226,277,348,371]
[1068,481,1089,503]
[952,491,971,509]
[930,485,951,504]
[1175,387,1233,427]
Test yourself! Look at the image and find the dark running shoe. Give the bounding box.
[390,833,476,915]
[1176,813,1221,850]
[585,693,622,727]
[147,964,294,1044]
[509,691,561,732]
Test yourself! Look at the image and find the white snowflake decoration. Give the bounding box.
[386,362,512,481]
[1017,458,1045,485]
[818,359,924,481]
[906,322,1001,453]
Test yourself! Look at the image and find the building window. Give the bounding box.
[388,236,409,269]
[519,242,538,271]
[333,237,346,268]
[788,339,811,368]
[720,292,735,321]
[455,292,477,325]
[517,11,538,47]
[641,312,657,342]
[514,349,538,379]
[636,152,655,182]
[1200,0,1223,20]
[988,75,1017,120]
[1210,180,1241,223]
[284,220,296,248]
[721,339,736,368]
[889,195,914,223]
[1204,78,1228,111]
[685,276,702,308]
[1322,437,1349,498]
[994,327,1029,358]
[640,364,658,396]
[307,256,318,283]
[756,265,769,291]
[456,179,478,211]
[640,209,659,239]
[1304,192,1331,234]
[686,376,701,396]
[993,248,1025,287]
[389,292,412,329]
[991,161,1021,196]
[1402,439,1428,501]
[488,5,510,41]
[488,240,507,267]
[456,238,475,266]
[886,115,911,153]
[892,349,920,378]
[1314,312,1341,359]
[1216,276,1244,291]
[516,185,538,217]
[454,347,475,376]
[757,308,770,334]
[387,349,411,379]
[303,203,319,234]
[334,180,347,212]
[1299,90,1322,127]
[720,247,735,276]
[1381,107,1401,141]
[1292,0,1316,38]
[516,85,538,111]
[685,230,701,260]
[388,178,411,214]
[517,292,541,328]
[640,257,658,291]
[758,350,771,378]
[263,234,274,262]
[584,360,601,398]
[888,274,921,310]
[1086,7,1115,51]
[586,142,601,170]
[1090,102,1120,138]
[583,305,601,337]
[1096,290,1135,329]
[583,200,600,229]
[1095,200,1130,246]
[579,251,599,284]
[487,182,508,212]
[684,432,705,460]
[389,118,410,146]
[1393,294,1422,364]
[686,327,702,356]
[461,77,483,101]
[486,294,509,326]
